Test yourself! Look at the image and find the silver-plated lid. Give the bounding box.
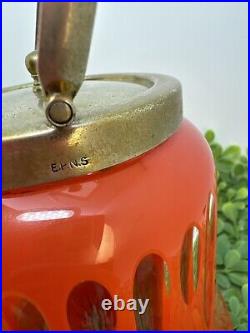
[3,73,182,192]
[3,3,183,192]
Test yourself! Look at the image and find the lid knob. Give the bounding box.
[25,50,41,93]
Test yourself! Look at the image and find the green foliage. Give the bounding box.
[205,130,248,331]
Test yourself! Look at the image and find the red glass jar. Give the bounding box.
[2,3,232,330]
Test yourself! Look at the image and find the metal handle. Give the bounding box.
[26,2,97,127]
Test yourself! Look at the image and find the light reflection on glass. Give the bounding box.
[192,226,200,289]
[192,226,199,246]
[95,224,115,264]
[17,210,74,222]
[208,193,215,228]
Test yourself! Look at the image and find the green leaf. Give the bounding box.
[216,252,224,265]
[222,202,239,223]
[238,219,247,232]
[223,288,239,299]
[205,130,215,143]
[236,241,248,259]
[241,284,248,307]
[228,272,248,287]
[234,202,246,210]
[232,260,248,273]
[235,188,248,200]
[217,234,231,258]
[211,143,223,159]
[226,188,236,200]
[229,296,241,316]
[217,159,233,173]
[216,273,231,289]
[233,163,246,177]
[217,218,224,234]
[237,323,248,331]
[223,145,241,159]
[224,250,241,269]
[218,181,227,191]
[223,222,235,236]
[240,155,248,164]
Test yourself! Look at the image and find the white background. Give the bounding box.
[2,2,248,147]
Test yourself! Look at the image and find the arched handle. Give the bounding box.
[27,2,97,127]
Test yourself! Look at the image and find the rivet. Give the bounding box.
[46,100,75,127]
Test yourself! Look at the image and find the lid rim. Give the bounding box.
[3,73,182,192]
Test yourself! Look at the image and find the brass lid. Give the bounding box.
[3,73,182,192]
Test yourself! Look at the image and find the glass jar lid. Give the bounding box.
[3,73,182,192]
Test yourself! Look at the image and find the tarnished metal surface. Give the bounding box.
[35,3,96,126]
[3,74,182,192]
[37,2,96,98]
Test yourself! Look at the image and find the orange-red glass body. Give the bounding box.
[2,119,232,330]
